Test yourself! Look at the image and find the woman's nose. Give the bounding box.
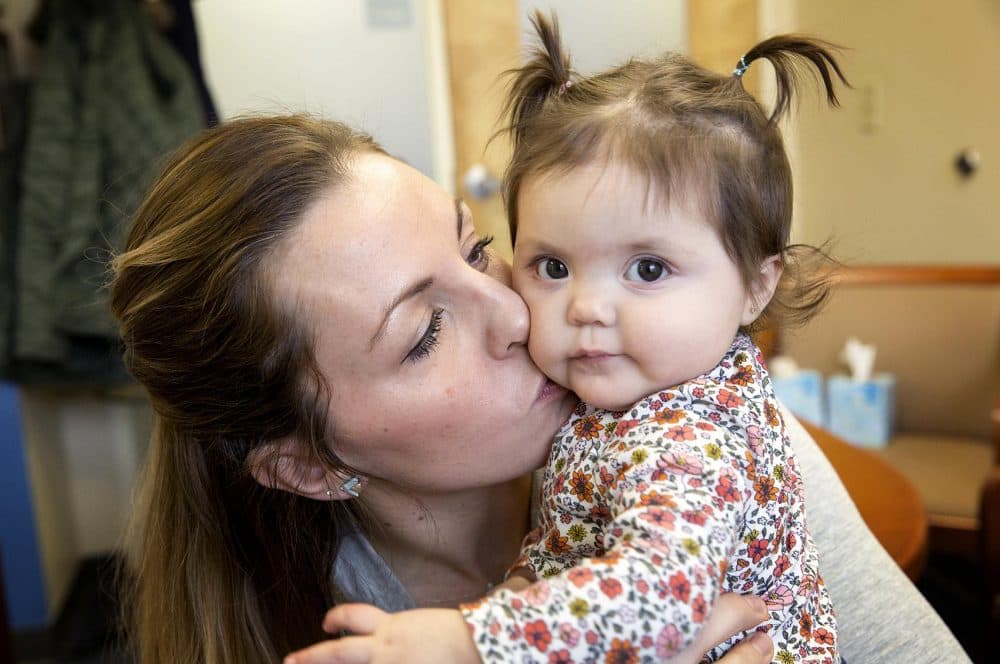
[567,288,616,327]
[481,273,530,359]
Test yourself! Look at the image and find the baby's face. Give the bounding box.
[512,161,757,411]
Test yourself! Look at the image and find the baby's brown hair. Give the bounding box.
[501,12,848,332]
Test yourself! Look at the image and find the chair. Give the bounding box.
[776,265,1000,596]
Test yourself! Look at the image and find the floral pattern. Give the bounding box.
[461,334,838,663]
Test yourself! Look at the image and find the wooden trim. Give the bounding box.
[832,265,1000,286]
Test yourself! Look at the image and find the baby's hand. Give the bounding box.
[284,604,480,664]
[489,567,534,595]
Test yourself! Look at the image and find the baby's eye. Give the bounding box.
[625,258,670,283]
[536,258,569,280]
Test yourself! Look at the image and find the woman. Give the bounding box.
[111,115,967,663]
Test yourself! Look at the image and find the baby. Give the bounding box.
[304,12,847,664]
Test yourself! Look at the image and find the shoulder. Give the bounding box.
[782,407,971,663]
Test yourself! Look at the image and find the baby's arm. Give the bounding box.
[461,419,752,662]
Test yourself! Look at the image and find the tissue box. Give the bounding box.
[771,370,826,427]
[826,373,896,448]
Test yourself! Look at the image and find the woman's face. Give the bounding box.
[271,153,575,492]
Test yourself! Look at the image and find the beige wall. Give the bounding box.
[788,0,1000,264]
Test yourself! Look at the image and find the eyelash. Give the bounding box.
[405,308,443,363]
[404,235,494,364]
[467,235,494,268]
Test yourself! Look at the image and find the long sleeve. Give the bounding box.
[462,412,753,663]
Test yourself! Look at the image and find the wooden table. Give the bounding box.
[802,422,929,581]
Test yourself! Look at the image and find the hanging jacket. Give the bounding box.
[13,0,204,379]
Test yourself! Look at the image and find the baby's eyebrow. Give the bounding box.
[455,197,464,240]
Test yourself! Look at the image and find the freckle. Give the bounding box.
[382,426,389,433]
[417,515,425,521]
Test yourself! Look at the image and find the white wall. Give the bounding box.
[518,0,687,72]
[194,0,438,177]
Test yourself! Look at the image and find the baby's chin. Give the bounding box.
[571,382,651,413]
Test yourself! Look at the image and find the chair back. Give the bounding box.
[779,266,1000,443]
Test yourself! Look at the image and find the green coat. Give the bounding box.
[14,0,204,373]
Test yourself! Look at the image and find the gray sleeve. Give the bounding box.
[783,407,971,663]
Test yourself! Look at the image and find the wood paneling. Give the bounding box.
[442,0,520,260]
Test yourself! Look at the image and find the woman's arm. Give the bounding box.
[782,407,971,663]
[284,594,775,664]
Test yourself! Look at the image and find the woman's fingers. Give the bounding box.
[322,603,388,635]
[695,593,769,651]
[715,631,774,663]
[671,593,770,664]
[284,636,372,664]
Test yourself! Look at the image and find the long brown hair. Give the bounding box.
[502,13,849,331]
[110,115,383,662]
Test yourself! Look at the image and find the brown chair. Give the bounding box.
[776,265,1000,595]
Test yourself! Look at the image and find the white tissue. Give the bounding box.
[840,337,876,383]
[768,355,800,379]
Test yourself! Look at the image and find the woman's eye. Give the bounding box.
[467,235,494,269]
[405,308,443,363]
[625,258,670,283]
[536,258,569,280]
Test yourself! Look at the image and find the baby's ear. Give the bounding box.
[741,254,783,325]
[247,438,363,501]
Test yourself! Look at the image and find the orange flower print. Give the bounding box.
[668,571,691,602]
[599,577,623,599]
[574,415,602,441]
[773,554,791,577]
[748,537,769,563]
[639,491,677,509]
[665,425,696,442]
[638,506,676,530]
[524,619,552,652]
[692,594,708,623]
[545,531,570,556]
[567,566,594,587]
[799,613,813,639]
[614,419,639,437]
[754,476,778,506]
[730,366,754,386]
[814,628,835,645]
[654,408,684,425]
[717,389,744,409]
[548,650,573,664]
[715,473,740,503]
[604,638,638,664]
[569,469,595,502]
[764,399,780,427]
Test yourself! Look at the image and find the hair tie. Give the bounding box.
[732,55,750,79]
[557,80,574,95]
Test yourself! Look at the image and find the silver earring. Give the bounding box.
[340,476,362,498]
[325,489,335,499]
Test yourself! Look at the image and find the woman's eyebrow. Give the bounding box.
[454,197,464,240]
[369,277,434,352]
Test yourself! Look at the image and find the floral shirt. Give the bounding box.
[461,334,838,663]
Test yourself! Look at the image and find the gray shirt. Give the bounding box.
[332,407,970,663]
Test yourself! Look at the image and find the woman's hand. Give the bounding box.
[285,593,773,664]
[284,605,478,664]
[672,593,773,664]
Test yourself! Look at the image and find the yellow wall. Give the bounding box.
[789,0,1000,264]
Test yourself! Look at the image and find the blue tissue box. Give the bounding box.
[826,373,896,448]
[771,370,826,427]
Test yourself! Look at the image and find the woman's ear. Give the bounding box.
[741,254,783,325]
[247,438,365,501]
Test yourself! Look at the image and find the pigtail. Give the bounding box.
[738,35,849,123]
[500,10,573,146]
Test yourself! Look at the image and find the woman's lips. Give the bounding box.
[535,378,567,403]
